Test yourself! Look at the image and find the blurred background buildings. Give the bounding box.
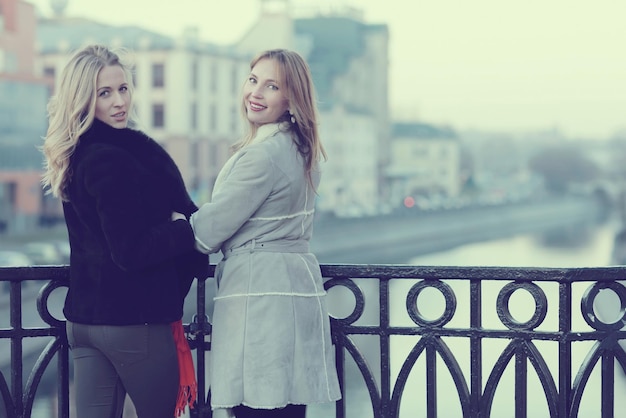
[1,0,625,238]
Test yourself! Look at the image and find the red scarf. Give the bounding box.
[171,319,198,417]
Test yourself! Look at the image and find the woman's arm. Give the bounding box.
[191,147,275,253]
[80,146,197,271]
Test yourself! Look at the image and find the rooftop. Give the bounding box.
[36,17,237,56]
[392,122,458,140]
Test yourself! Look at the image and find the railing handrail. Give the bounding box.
[1,264,626,418]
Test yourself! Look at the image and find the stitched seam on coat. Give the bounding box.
[242,255,253,396]
[248,209,314,221]
[298,253,334,401]
[214,291,327,300]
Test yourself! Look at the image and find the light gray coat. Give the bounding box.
[191,123,341,410]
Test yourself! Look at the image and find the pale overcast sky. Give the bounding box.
[28,0,626,139]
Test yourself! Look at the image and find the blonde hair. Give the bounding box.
[41,44,134,201]
[236,49,326,188]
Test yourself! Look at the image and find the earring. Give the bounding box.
[289,111,296,124]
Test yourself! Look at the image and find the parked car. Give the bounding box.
[21,242,61,265]
[0,250,33,292]
[0,250,33,267]
[51,240,71,264]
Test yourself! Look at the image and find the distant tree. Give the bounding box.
[528,145,598,193]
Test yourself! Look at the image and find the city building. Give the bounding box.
[388,122,461,209]
[35,5,251,204]
[3,0,393,229]
[317,107,378,216]
[236,0,390,215]
[0,0,51,232]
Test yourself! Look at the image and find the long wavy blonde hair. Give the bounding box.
[236,49,326,188]
[41,44,134,201]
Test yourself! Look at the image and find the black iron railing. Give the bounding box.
[1,265,626,418]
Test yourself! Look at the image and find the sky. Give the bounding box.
[27,0,626,139]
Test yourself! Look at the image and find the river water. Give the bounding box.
[408,219,620,268]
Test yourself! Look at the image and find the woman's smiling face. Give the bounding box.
[243,58,289,126]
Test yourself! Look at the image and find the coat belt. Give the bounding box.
[222,239,310,259]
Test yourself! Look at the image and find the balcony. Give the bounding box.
[1,264,626,417]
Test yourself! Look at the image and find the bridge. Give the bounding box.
[2,263,626,418]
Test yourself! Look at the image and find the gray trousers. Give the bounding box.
[66,321,179,418]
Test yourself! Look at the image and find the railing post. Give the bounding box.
[10,280,24,418]
[470,279,482,418]
[558,281,572,418]
[379,278,391,418]
[57,336,70,418]
[188,276,212,418]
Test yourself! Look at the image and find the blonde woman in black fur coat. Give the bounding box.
[42,44,206,418]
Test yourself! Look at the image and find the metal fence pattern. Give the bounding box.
[1,264,626,417]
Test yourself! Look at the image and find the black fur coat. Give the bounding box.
[62,118,207,325]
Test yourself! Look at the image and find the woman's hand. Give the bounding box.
[171,211,186,222]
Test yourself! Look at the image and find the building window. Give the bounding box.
[0,4,4,33]
[190,140,199,170]
[209,104,217,132]
[209,142,218,167]
[152,104,165,128]
[191,102,197,131]
[1,51,17,73]
[191,59,198,90]
[413,147,429,158]
[230,106,238,133]
[152,63,165,88]
[231,64,239,94]
[43,67,55,79]
[210,62,218,94]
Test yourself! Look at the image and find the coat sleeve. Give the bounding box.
[191,146,275,253]
[144,134,199,217]
[79,146,197,272]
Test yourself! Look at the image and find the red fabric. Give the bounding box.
[171,320,197,417]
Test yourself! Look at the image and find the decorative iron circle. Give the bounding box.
[581,281,626,331]
[406,280,456,327]
[324,278,365,324]
[496,282,547,330]
[37,279,68,328]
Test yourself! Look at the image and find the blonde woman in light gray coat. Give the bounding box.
[190,49,341,418]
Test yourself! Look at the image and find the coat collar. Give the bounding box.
[251,122,290,144]
[81,118,149,147]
